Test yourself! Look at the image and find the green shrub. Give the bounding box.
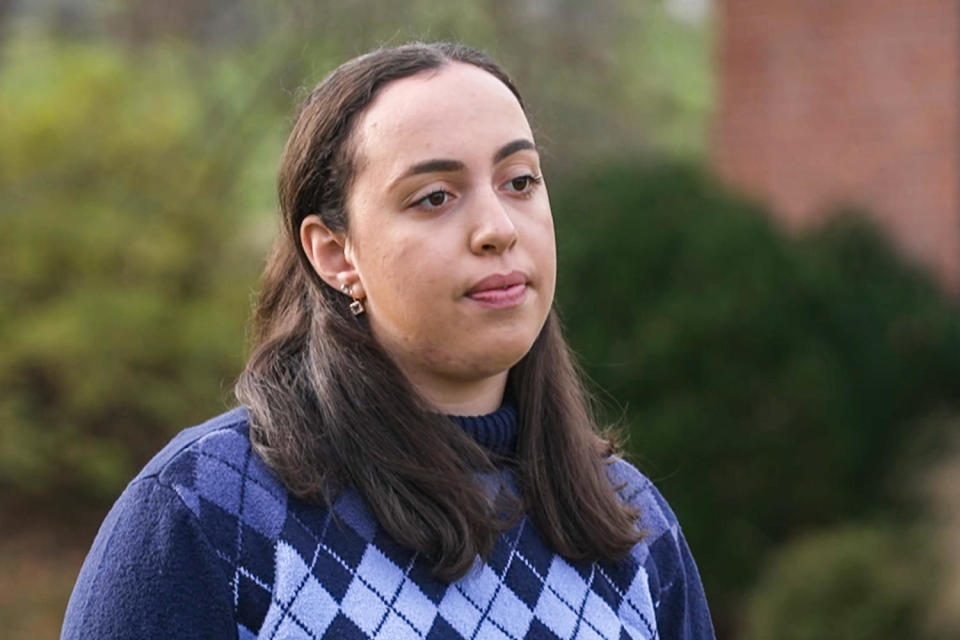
[552,162,960,608]
[743,524,934,640]
[0,36,268,508]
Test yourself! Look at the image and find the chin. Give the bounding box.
[465,333,538,376]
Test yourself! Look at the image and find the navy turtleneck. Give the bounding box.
[447,403,518,456]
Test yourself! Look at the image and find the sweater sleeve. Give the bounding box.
[607,457,716,640]
[645,483,716,640]
[61,476,237,640]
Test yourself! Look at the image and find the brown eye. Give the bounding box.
[511,176,530,191]
[411,189,454,210]
[419,190,450,208]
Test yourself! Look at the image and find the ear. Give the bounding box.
[300,214,364,298]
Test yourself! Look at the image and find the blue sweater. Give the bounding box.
[62,406,715,639]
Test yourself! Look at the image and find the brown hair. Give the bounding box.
[235,42,641,581]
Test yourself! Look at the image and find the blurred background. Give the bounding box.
[2,1,959,638]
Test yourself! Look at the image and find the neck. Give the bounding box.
[409,370,508,415]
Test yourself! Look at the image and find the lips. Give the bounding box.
[465,270,530,309]
[466,270,529,295]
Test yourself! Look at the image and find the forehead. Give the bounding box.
[351,62,533,172]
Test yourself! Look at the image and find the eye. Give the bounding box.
[504,174,543,195]
[412,189,453,209]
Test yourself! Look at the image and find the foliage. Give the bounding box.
[552,162,960,608]
[9,0,714,165]
[743,524,937,640]
[0,35,268,507]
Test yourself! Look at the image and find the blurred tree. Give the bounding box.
[552,162,960,616]
[0,33,271,510]
[7,0,712,164]
[743,524,937,640]
[914,427,960,637]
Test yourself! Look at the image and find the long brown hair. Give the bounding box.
[235,42,641,581]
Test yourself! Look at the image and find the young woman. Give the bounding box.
[62,42,715,639]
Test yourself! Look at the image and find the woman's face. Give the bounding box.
[343,62,556,410]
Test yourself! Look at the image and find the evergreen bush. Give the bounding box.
[552,162,960,608]
[0,37,265,510]
[743,524,934,640]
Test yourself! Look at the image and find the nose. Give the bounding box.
[468,188,519,255]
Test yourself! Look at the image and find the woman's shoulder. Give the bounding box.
[605,456,717,638]
[131,406,289,540]
[604,455,681,542]
[133,406,250,479]
[63,407,288,638]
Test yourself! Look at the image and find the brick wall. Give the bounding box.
[713,0,960,291]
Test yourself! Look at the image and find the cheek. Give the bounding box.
[361,232,448,321]
[527,211,558,289]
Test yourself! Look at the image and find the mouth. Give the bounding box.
[465,270,530,309]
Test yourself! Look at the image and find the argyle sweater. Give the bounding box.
[62,406,715,639]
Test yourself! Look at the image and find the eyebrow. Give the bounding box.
[403,158,466,177]
[391,138,539,190]
[492,138,537,164]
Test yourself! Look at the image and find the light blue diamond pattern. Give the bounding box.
[341,576,389,635]
[377,611,429,640]
[392,579,438,634]
[617,566,656,640]
[241,477,286,538]
[197,453,242,515]
[533,557,590,638]
[439,563,501,636]
[473,620,517,639]
[341,546,412,635]
[258,541,339,640]
[578,591,621,640]
[483,582,534,638]
[437,580,483,636]
[546,557,591,606]
[359,546,406,599]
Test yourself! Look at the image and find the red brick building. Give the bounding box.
[713,0,960,292]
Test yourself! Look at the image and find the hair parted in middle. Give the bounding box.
[234,42,642,582]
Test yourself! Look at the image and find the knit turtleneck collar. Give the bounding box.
[447,403,518,456]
